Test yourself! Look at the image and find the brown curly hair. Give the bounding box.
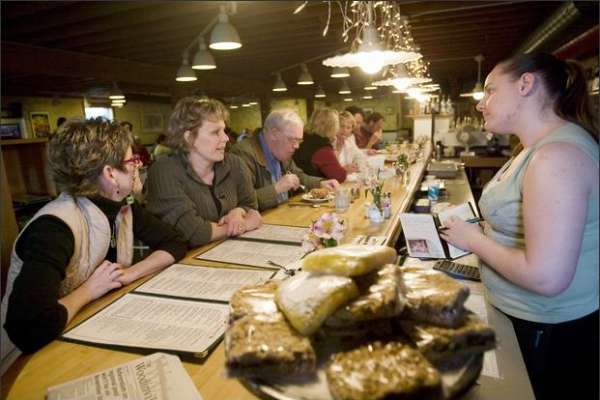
[48,118,133,196]
[166,96,229,151]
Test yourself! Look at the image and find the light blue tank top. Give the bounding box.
[479,122,599,323]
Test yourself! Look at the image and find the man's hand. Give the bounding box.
[275,173,300,193]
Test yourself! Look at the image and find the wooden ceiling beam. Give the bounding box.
[31,3,217,46]
[5,3,150,39]
[1,1,73,21]
[1,41,270,98]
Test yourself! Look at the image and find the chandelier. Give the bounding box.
[296,1,422,75]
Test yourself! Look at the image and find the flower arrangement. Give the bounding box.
[302,212,346,252]
[364,170,385,210]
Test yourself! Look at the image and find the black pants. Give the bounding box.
[505,310,599,400]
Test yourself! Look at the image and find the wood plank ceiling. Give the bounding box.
[1,1,598,103]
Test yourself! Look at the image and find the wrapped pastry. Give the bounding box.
[225,312,316,378]
[399,312,496,362]
[276,271,359,336]
[302,245,397,277]
[325,264,406,327]
[401,266,469,327]
[229,280,279,321]
[326,341,442,400]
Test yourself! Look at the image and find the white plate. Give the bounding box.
[301,193,334,203]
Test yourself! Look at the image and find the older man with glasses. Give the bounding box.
[231,108,339,211]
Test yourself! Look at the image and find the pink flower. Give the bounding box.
[301,212,346,253]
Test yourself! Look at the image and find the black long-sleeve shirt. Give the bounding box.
[4,196,187,354]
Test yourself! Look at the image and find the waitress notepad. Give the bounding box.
[400,203,477,259]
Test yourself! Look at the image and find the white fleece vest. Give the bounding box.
[0,193,133,374]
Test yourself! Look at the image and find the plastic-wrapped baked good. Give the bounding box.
[229,280,279,321]
[401,266,470,327]
[326,340,442,400]
[325,264,406,327]
[399,311,496,362]
[225,312,316,378]
[302,245,397,277]
[276,271,359,336]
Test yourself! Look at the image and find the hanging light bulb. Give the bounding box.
[315,86,326,98]
[209,6,242,50]
[192,37,217,70]
[175,51,197,82]
[272,72,288,92]
[297,64,314,85]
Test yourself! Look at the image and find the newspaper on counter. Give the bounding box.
[46,352,202,400]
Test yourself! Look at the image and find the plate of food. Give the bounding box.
[225,245,496,400]
[302,189,333,203]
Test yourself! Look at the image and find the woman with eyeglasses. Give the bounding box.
[146,97,261,247]
[1,119,187,371]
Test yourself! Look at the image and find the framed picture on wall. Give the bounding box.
[0,118,25,139]
[142,112,164,132]
[29,111,51,137]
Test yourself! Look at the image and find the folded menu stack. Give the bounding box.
[223,244,496,399]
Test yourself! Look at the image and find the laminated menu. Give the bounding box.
[46,353,202,400]
[196,223,308,269]
[62,264,274,358]
[400,202,478,259]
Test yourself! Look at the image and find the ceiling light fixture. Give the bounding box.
[175,51,197,82]
[362,94,373,99]
[209,5,242,50]
[373,63,431,91]
[460,54,485,100]
[108,82,125,100]
[343,98,353,102]
[338,80,351,94]
[192,37,217,70]
[330,66,350,78]
[364,84,377,91]
[319,3,422,75]
[315,86,326,98]
[272,72,288,92]
[297,64,314,85]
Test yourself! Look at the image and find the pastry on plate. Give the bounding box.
[276,271,359,336]
[325,264,406,327]
[399,311,496,362]
[401,266,469,327]
[302,244,397,277]
[229,280,279,321]
[225,312,316,378]
[326,340,442,400]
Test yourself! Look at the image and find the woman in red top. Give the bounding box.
[293,108,346,183]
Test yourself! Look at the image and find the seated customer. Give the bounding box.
[146,97,261,247]
[1,119,187,372]
[355,112,385,150]
[231,108,339,211]
[293,108,347,182]
[335,111,367,174]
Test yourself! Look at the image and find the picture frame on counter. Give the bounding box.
[29,111,51,137]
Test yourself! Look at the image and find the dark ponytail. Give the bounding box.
[500,53,598,142]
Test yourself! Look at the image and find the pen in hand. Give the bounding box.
[438,217,483,231]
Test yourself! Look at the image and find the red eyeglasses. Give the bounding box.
[122,154,143,166]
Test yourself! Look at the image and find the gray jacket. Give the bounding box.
[146,151,257,247]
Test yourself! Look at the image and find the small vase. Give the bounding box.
[368,204,384,224]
